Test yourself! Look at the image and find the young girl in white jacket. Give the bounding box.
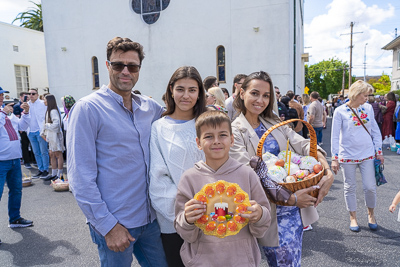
[41,94,64,180]
[149,66,207,267]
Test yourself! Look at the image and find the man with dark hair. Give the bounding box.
[67,37,167,266]
[286,90,304,134]
[203,76,218,91]
[13,92,33,168]
[225,74,246,121]
[0,88,33,239]
[27,88,49,178]
[308,91,326,145]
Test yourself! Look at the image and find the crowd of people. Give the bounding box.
[0,87,76,238]
[1,36,400,267]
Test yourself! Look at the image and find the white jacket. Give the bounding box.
[149,117,205,233]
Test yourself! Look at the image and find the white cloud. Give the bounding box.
[305,0,395,76]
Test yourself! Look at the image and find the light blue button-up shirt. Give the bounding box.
[67,85,164,236]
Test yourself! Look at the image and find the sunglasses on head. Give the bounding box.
[107,61,141,73]
[29,93,37,95]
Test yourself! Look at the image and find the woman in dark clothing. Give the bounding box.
[368,95,383,132]
[382,92,396,139]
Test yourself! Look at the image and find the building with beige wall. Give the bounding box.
[382,35,400,91]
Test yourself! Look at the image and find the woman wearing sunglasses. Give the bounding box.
[149,66,207,267]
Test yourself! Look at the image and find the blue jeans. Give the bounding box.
[313,127,323,144]
[0,159,23,223]
[28,131,49,171]
[89,220,168,267]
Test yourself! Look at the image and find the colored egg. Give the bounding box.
[227,221,238,231]
[204,186,215,198]
[205,221,216,231]
[226,185,237,196]
[196,215,208,224]
[234,193,245,203]
[234,214,246,224]
[216,182,225,194]
[236,204,247,214]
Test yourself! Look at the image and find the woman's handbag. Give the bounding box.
[348,106,387,186]
[374,159,387,186]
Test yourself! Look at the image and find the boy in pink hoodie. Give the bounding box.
[174,111,271,266]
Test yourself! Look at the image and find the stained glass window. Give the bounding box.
[92,57,100,89]
[217,46,226,83]
[132,0,170,24]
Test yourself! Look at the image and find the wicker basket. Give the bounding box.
[257,119,324,205]
[22,177,32,187]
[51,180,69,191]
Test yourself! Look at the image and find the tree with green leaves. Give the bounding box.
[305,57,355,98]
[368,73,391,95]
[12,1,43,32]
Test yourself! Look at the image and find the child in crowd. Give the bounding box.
[174,110,271,266]
[389,190,400,221]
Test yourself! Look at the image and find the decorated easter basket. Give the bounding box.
[257,119,324,205]
[51,180,69,191]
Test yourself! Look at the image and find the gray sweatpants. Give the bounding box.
[340,159,376,212]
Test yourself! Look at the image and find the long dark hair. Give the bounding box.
[45,94,61,124]
[233,71,275,119]
[163,66,207,119]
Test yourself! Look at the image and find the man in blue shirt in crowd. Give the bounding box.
[67,37,167,267]
[0,88,33,245]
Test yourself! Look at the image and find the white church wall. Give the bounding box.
[0,22,48,98]
[42,0,304,103]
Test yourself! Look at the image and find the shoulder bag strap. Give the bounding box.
[348,106,371,137]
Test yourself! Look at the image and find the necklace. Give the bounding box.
[249,120,260,128]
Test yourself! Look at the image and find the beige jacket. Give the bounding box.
[230,113,325,247]
[174,158,271,267]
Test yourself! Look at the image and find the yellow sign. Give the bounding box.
[304,86,309,94]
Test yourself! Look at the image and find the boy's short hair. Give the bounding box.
[195,110,232,139]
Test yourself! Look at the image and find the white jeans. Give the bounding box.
[340,159,376,212]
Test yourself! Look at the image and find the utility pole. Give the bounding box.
[349,22,354,89]
[342,66,346,96]
[364,43,368,82]
[340,22,362,90]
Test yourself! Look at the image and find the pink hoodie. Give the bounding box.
[174,157,271,267]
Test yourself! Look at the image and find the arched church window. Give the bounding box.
[217,46,226,83]
[92,57,100,89]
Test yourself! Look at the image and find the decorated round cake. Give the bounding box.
[193,180,251,238]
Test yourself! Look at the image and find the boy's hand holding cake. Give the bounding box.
[184,199,207,224]
[239,200,263,223]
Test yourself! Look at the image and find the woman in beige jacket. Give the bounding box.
[229,71,334,266]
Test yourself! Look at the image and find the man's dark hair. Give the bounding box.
[310,91,320,99]
[19,91,29,97]
[106,37,145,64]
[221,88,229,98]
[232,74,247,94]
[286,90,295,100]
[203,76,218,91]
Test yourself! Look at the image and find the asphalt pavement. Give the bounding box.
[1,117,399,266]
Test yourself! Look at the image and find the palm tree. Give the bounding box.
[12,1,43,32]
